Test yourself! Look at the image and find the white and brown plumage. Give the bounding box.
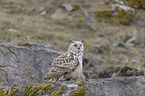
[44,40,84,81]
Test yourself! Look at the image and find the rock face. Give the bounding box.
[0,42,145,96]
[2,76,144,96]
[0,42,62,87]
[43,76,145,96]
[57,76,145,96]
[85,76,145,96]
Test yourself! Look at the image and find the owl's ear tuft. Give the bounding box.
[80,40,84,42]
[69,40,74,43]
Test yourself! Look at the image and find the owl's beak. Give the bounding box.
[77,47,80,50]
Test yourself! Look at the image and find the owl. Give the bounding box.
[44,40,84,81]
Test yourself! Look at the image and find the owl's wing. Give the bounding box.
[45,52,79,79]
[51,52,79,72]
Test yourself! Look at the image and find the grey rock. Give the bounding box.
[85,76,145,96]
[15,76,145,96]
[0,42,62,87]
[57,76,145,96]
[63,4,73,12]
[0,42,145,96]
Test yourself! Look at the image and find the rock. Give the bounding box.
[0,42,62,87]
[1,76,145,96]
[61,4,73,12]
[112,3,134,12]
[16,42,52,50]
[0,42,145,96]
[85,76,145,96]
[40,11,46,15]
[61,3,81,12]
[98,66,144,78]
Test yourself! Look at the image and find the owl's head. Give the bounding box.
[68,40,84,53]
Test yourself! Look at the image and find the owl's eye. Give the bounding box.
[74,44,77,47]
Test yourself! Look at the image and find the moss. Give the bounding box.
[0,83,86,96]
[93,0,145,25]
[58,85,65,91]
[17,42,31,47]
[8,87,22,96]
[94,9,113,22]
[50,85,65,96]
[0,88,5,95]
[10,83,60,96]
[22,84,35,96]
[0,86,22,96]
[75,81,83,84]
[50,91,57,96]
[78,16,84,22]
[71,4,81,11]
[22,83,53,96]
[5,89,9,95]
[94,7,133,25]
[28,84,43,96]
[40,83,52,95]
[113,0,145,9]
[122,0,145,9]
[71,85,86,96]
[49,87,54,95]
[109,17,120,24]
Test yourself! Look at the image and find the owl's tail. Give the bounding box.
[44,71,64,81]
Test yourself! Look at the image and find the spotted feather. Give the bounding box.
[44,51,79,80]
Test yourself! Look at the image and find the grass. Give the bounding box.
[0,0,145,78]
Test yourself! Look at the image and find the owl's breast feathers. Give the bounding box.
[45,51,79,79]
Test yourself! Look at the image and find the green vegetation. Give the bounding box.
[0,87,21,96]
[0,83,58,96]
[0,83,87,96]
[94,0,145,24]
[117,0,145,9]
[50,85,65,96]
[75,81,83,84]
[17,42,32,47]
[71,85,86,96]
[94,7,133,24]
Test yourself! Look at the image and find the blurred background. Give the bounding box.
[0,0,145,79]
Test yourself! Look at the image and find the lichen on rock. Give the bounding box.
[70,84,86,96]
[94,0,145,25]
